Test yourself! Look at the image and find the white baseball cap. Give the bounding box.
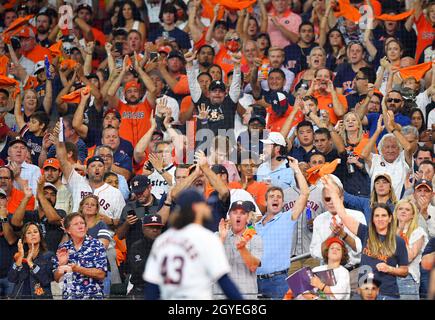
[260,132,286,147]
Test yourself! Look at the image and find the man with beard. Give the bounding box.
[42,158,72,215]
[53,125,125,227]
[127,214,164,299]
[9,176,66,252]
[35,12,52,48]
[186,50,241,141]
[117,175,160,253]
[256,132,296,189]
[361,90,411,143]
[258,47,295,94]
[107,57,157,147]
[284,22,317,75]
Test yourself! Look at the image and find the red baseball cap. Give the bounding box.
[325,237,345,249]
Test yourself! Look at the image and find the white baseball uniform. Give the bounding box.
[143,224,231,299]
[65,169,126,219]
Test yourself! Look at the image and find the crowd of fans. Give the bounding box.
[0,0,434,300]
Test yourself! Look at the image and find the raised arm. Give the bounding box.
[133,111,156,164]
[280,97,301,139]
[185,51,202,103]
[10,181,33,228]
[205,5,220,44]
[187,0,204,44]
[384,110,413,166]
[321,175,360,235]
[229,53,242,103]
[53,123,74,180]
[107,56,128,100]
[14,94,26,131]
[196,150,229,201]
[287,157,310,221]
[72,90,91,139]
[134,53,157,107]
[327,80,345,118]
[360,115,384,169]
[36,176,62,225]
[258,0,268,33]
[42,75,53,114]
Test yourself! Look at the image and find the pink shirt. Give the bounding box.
[267,9,302,48]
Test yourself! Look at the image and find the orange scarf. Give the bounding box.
[398,62,432,81]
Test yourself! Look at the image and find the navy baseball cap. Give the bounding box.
[211,164,228,176]
[8,136,27,148]
[209,80,226,92]
[130,175,150,194]
[175,188,206,212]
[142,214,164,227]
[229,200,256,213]
[414,179,433,191]
[248,115,266,127]
[87,156,105,167]
[167,50,185,62]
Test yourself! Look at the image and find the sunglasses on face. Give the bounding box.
[387,98,402,103]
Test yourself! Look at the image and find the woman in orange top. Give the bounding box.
[339,111,372,157]
[409,0,435,62]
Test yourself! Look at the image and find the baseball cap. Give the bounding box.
[112,28,128,38]
[361,272,382,288]
[17,4,29,13]
[33,61,45,75]
[76,3,93,13]
[103,108,121,120]
[43,182,58,193]
[269,90,288,116]
[158,46,172,55]
[211,164,228,176]
[324,237,345,249]
[142,214,164,227]
[124,80,141,93]
[16,26,36,38]
[167,50,185,62]
[229,200,256,213]
[0,188,6,198]
[43,158,61,170]
[260,132,286,147]
[8,136,27,148]
[174,188,206,212]
[209,80,226,92]
[130,175,150,194]
[0,121,10,140]
[374,173,392,184]
[414,179,433,191]
[248,115,266,127]
[86,156,105,167]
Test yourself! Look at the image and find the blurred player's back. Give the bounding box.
[144,223,230,299]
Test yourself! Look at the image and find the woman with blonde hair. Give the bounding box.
[394,198,429,299]
[322,175,409,300]
[291,46,327,93]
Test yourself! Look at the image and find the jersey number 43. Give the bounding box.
[161,256,185,285]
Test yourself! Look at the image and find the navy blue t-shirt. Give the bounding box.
[113,149,133,172]
[284,43,316,75]
[148,26,191,50]
[22,129,43,165]
[357,224,408,298]
[367,112,411,144]
[205,191,230,232]
[333,63,357,92]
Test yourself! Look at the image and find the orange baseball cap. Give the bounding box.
[124,80,141,93]
[43,158,61,170]
[15,25,36,38]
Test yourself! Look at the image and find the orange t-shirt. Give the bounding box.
[117,99,153,147]
[266,105,304,133]
[228,181,268,210]
[173,74,189,95]
[214,45,248,76]
[313,92,348,125]
[7,188,36,213]
[92,27,107,46]
[24,45,52,63]
[415,14,435,62]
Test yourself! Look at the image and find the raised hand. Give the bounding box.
[36,175,46,196]
[105,42,112,53]
[148,153,164,172]
[286,156,300,171]
[197,103,210,120]
[376,114,384,133]
[218,218,230,242]
[194,150,209,168]
[8,161,21,179]
[184,50,197,64]
[84,41,95,55]
[56,247,69,266]
[231,51,242,65]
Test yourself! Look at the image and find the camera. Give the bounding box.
[149,52,159,61]
[127,210,136,217]
[114,42,123,53]
[347,151,355,174]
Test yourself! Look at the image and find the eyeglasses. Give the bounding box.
[387,98,402,103]
[228,38,240,42]
[0,176,11,180]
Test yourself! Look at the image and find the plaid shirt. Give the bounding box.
[213,230,263,299]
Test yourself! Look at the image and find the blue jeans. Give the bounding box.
[419,266,429,299]
[103,271,111,297]
[0,277,13,298]
[257,273,288,300]
[397,275,420,300]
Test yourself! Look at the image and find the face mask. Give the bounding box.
[227,40,240,53]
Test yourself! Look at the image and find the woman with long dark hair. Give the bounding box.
[115,0,146,40]
[322,175,409,300]
[8,223,54,299]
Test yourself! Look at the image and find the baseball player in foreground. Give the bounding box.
[143,188,243,299]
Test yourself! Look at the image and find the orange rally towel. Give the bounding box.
[375,10,414,21]
[0,56,9,76]
[3,15,34,35]
[398,62,432,81]
[307,159,341,185]
[61,86,90,103]
[334,0,361,23]
[49,41,63,57]
[60,59,78,69]
[0,75,20,97]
